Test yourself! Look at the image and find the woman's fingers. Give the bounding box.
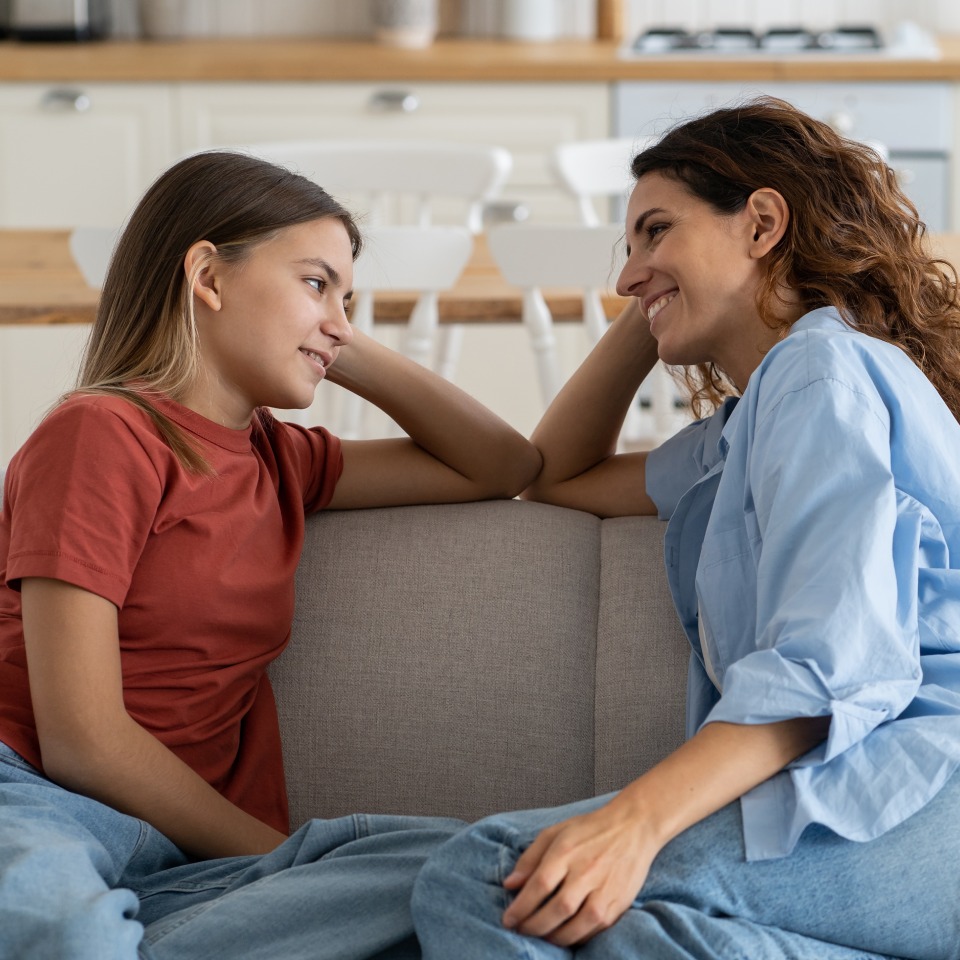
[501,804,655,943]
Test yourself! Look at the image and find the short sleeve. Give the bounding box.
[261,417,343,514]
[645,397,738,520]
[4,400,163,606]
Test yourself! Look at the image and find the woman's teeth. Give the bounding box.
[647,293,676,322]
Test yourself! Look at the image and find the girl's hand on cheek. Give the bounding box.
[500,799,659,947]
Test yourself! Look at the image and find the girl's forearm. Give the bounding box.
[326,330,540,495]
[44,714,287,859]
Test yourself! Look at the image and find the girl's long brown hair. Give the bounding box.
[75,150,362,472]
[631,96,960,422]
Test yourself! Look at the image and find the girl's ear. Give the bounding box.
[746,188,789,259]
[184,240,222,312]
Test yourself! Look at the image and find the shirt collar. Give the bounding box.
[788,305,850,335]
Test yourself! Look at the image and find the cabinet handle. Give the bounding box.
[41,89,93,113]
[369,90,420,113]
[483,201,531,225]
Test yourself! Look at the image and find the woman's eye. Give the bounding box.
[306,277,326,292]
[647,223,668,240]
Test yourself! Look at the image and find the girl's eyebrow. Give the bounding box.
[295,257,343,286]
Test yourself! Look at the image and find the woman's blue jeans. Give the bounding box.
[411,773,960,960]
[0,741,463,960]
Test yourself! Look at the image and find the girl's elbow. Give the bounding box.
[503,442,543,498]
[474,441,541,500]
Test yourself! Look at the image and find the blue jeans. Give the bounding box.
[0,741,464,960]
[412,773,960,960]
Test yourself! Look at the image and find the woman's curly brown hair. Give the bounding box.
[631,96,960,422]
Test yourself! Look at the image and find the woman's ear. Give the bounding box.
[746,188,789,259]
[184,240,222,312]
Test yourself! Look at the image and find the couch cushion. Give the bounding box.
[594,517,689,795]
[274,499,602,826]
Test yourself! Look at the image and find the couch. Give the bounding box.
[274,499,691,829]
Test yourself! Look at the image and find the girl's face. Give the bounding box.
[617,171,788,391]
[187,217,355,428]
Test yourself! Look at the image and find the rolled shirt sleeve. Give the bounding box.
[702,372,922,761]
[681,310,960,859]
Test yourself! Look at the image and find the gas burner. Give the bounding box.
[631,24,885,55]
[632,26,760,53]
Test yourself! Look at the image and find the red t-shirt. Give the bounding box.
[0,392,342,833]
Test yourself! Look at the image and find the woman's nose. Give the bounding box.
[616,255,648,298]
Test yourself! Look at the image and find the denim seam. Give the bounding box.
[140,897,226,946]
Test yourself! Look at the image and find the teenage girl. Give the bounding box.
[0,150,540,960]
[411,98,960,959]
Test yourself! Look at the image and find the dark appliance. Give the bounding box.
[10,0,109,41]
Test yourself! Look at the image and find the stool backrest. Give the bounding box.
[552,137,651,226]
[249,140,512,234]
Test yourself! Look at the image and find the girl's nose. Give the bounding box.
[325,304,354,345]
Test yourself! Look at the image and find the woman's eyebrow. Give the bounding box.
[295,257,342,286]
[632,207,667,236]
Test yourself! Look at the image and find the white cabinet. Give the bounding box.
[0,83,175,462]
[0,83,175,228]
[176,82,610,223]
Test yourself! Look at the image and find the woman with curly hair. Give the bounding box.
[411,98,960,958]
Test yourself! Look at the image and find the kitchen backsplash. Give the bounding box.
[126,0,960,39]
[131,1,596,39]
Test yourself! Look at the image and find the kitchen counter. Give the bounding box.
[4,230,960,327]
[1,37,960,83]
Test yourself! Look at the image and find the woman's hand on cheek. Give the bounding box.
[500,798,659,947]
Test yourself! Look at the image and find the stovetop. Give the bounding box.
[624,21,939,59]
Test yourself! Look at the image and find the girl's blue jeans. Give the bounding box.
[412,773,960,960]
[0,741,463,960]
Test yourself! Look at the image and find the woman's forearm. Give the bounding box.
[614,717,831,850]
[529,299,658,481]
[523,299,661,515]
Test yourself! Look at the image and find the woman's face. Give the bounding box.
[187,217,355,428]
[617,171,783,391]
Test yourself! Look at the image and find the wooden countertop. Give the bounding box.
[4,230,960,328]
[0,37,959,84]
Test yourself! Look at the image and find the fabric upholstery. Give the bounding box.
[275,499,687,829]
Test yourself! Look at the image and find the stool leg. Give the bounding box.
[435,325,464,383]
[402,293,439,371]
[583,288,609,344]
[523,288,562,407]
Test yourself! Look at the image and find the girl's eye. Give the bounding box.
[306,277,326,293]
[647,223,668,241]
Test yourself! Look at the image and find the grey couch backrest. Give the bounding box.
[275,500,690,827]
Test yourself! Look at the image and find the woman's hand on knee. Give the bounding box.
[500,800,658,947]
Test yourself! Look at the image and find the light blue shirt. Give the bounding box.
[646,307,960,861]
